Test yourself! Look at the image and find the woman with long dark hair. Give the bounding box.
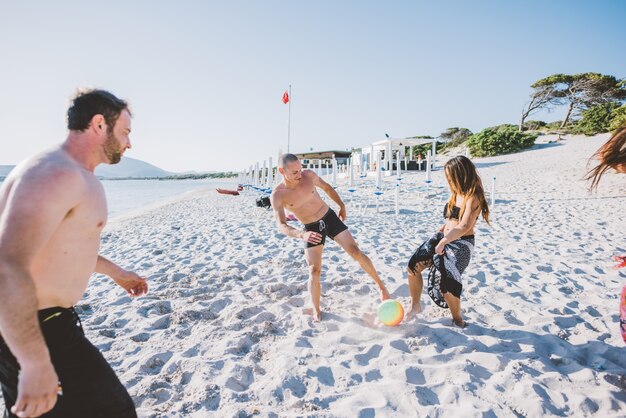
[406,156,490,327]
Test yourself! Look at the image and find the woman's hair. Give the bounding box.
[585,124,626,191]
[444,155,490,225]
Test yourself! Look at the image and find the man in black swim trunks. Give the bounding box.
[0,90,146,417]
[271,154,390,321]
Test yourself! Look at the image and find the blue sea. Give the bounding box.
[102,179,237,218]
[0,178,237,219]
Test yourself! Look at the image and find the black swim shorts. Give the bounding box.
[0,307,137,418]
[302,208,348,248]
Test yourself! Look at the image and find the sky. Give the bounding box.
[1,0,624,172]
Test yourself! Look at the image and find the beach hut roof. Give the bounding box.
[293,150,352,160]
[370,137,435,147]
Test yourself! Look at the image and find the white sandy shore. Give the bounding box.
[2,134,625,417]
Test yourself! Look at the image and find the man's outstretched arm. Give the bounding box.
[95,256,148,297]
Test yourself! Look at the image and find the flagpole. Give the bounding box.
[287,84,291,153]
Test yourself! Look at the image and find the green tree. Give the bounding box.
[467,124,537,157]
[573,102,619,135]
[439,127,473,149]
[519,81,564,131]
[523,73,626,130]
[522,120,547,131]
[609,105,626,131]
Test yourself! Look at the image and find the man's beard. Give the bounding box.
[103,131,123,164]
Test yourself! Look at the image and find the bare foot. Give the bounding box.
[303,307,323,322]
[313,310,323,322]
[405,304,422,321]
[451,318,467,328]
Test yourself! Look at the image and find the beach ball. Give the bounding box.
[377,299,404,327]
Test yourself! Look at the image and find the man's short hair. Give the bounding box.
[279,153,300,168]
[67,89,130,132]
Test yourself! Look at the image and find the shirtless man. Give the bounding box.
[0,90,147,417]
[271,154,390,321]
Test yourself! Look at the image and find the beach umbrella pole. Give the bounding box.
[395,182,399,216]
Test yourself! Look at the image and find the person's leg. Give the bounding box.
[304,245,324,321]
[443,292,465,327]
[406,261,430,319]
[333,230,390,301]
[40,311,137,418]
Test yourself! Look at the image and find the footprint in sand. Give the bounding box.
[281,376,307,398]
[390,339,411,354]
[414,386,440,406]
[355,344,383,366]
[355,285,371,296]
[140,301,173,317]
[227,334,260,356]
[307,366,335,386]
[235,306,264,320]
[295,337,313,348]
[130,332,150,343]
[287,297,305,307]
[225,365,254,392]
[98,329,116,338]
[364,370,382,382]
[151,315,172,330]
[141,352,173,375]
[405,367,426,385]
[90,314,108,326]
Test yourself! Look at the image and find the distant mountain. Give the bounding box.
[0,157,174,180]
[95,157,174,178]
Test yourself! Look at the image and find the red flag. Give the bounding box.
[282,90,289,104]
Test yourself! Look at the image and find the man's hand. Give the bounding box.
[338,205,346,221]
[302,231,323,245]
[112,270,148,297]
[11,359,59,417]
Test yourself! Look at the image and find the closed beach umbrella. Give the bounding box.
[395,182,399,216]
[349,158,354,188]
[386,139,392,172]
[376,152,382,188]
[426,152,431,183]
[396,151,401,178]
[432,140,437,162]
[268,157,274,187]
[362,153,367,176]
[262,160,267,187]
[332,158,337,187]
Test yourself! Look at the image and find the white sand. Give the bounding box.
[3,134,625,417]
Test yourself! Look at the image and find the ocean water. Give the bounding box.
[102,179,237,218]
[0,178,237,219]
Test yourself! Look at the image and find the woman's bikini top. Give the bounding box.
[443,204,461,220]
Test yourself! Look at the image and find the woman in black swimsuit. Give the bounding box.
[406,156,490,327]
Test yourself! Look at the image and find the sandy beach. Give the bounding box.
[5,134,625,417]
